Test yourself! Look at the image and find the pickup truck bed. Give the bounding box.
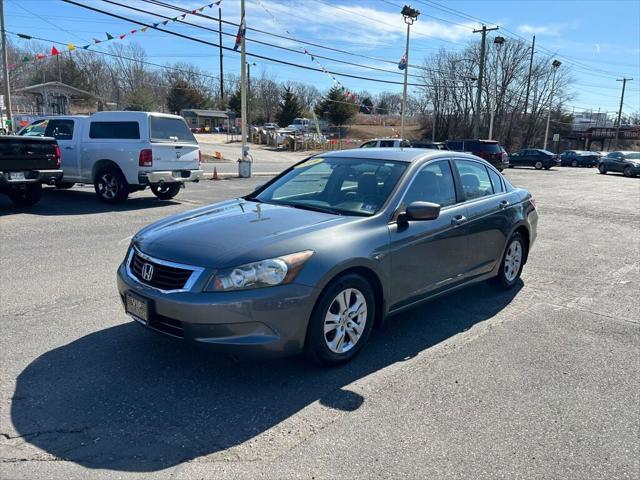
[0,136,63,206]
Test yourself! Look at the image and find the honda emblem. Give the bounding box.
[141,262,154,281]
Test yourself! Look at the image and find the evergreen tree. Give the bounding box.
[227,88,241,116]
[314,86,358,125]
[166,80,208,114]
[276,86,303,127]
[359,97,374,114]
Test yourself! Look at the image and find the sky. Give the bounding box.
[5,0,640,117]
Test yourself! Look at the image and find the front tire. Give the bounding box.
[304,274,375,367]
[623,166,634,178]
[492,232,526,289]
[151,183,181,200]
[534,161,543,170]
[598,163,607,174]
[8,183,42,206]
[94,168,128,204]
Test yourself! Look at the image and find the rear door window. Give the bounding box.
[44,120,74,140]
[150,116,196,143]
[379,140,395,148]
[455,160,494,201]
[487,168,504,193]
[479,142,501,154]
[89,121,140,139]
[360,141,377,148]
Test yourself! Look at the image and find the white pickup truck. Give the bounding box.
[19,111,203,203]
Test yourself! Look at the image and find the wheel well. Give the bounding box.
[323,266,386,329]
[92,160,122,183]
[514,226,530,264]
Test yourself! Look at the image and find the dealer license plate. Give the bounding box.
[125,292,149,323]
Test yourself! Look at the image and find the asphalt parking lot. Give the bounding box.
[1,166,638,480]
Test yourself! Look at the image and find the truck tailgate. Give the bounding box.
[0,136,59,171]
[151,143,199,170]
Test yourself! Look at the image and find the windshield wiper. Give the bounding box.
[285,203,342,215]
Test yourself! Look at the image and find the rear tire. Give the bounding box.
[598,163,607,174]
[8,183,42,206]
[55,182,75,189]
[94,167,128,204]
[534,161,543,170]
[492,231,526,289]
[151,183,181,200]
[623,166,633,178]
[304,274,375,367]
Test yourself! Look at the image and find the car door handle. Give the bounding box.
[499,200,510,209]
[451,215,467,226]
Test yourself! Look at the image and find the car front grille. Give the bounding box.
[129,249,195,291]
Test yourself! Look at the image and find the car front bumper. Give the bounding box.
[116,262,319,357]
[0,169,63,187]
[139,169,204,185]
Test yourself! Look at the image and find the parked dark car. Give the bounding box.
[411,141,448,150]
[598,151,640,177]
[445,139,508,171]
[559,150,599,167]
[0,135,63,206]
[118,148,538,366]
[509,149,560,170]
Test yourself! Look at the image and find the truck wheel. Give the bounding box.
[8,184,42,207]
[151,183,181,200]
[94,168,128,203]
[55,182,75,189]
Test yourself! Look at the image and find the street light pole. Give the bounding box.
[543,59,561,150]
[400,5,419,141]
[238,0,250,177]
[247,62,256,127]
[472,25,499,139]
[488,36,505,140]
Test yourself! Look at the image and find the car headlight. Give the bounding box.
[205,250,314,291]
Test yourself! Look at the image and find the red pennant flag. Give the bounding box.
[130,29,137,34]
[51,46,60,55]
[119,34,126,39]
[36,53,46,59]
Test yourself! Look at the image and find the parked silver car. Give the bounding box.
[117,149,538,365]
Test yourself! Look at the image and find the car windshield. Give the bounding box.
[249,156,408,216]
[18,119,48,137]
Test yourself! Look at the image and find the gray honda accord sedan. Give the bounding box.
[117,148,537,366]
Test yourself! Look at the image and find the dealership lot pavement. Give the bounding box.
[1,166,638,480]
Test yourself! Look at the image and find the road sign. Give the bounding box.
[553,133,560,142]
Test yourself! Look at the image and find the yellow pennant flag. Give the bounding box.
[199,6,205,11]
[141,26,148,32]
[67,43,76,51]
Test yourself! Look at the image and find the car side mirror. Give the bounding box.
[399,201,441,223]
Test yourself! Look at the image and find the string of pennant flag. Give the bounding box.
[254,0,358,103]
[7,1,222,70]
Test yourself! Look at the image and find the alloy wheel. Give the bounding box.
[534,161,543,170]
[323,288,367,354]
[98,173,118,200]
[504,239,523,282]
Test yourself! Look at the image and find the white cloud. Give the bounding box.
[517,23,568,37]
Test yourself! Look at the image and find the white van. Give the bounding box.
[19,112,203,203]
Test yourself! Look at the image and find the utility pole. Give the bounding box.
[488,36,505,140]
[543,59,562,150]
[218,6,224,102]
[523,35,535,116]
[614,77,632,150]
[1,0,13,133]
[238,0,250,177]
[399,5,419,141]
[472,25,499,138]
[247,62,256,126]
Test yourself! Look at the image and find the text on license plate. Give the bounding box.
[9,172,26,180]
[125,293,149,322]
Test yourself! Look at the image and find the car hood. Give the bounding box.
[133,199,349,268]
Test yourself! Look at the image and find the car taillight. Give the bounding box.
[54,144,61,168]
[139,149,153,167]
[198,149,202,166]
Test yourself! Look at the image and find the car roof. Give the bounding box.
[319,147,478,163]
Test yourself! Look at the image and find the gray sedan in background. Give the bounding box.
[117,149,538,366]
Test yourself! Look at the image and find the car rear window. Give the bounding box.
[89,121,140,139]
[479,142,501,154]
[150,116,197,143]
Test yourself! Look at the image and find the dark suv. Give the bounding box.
[445,139,508,171]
